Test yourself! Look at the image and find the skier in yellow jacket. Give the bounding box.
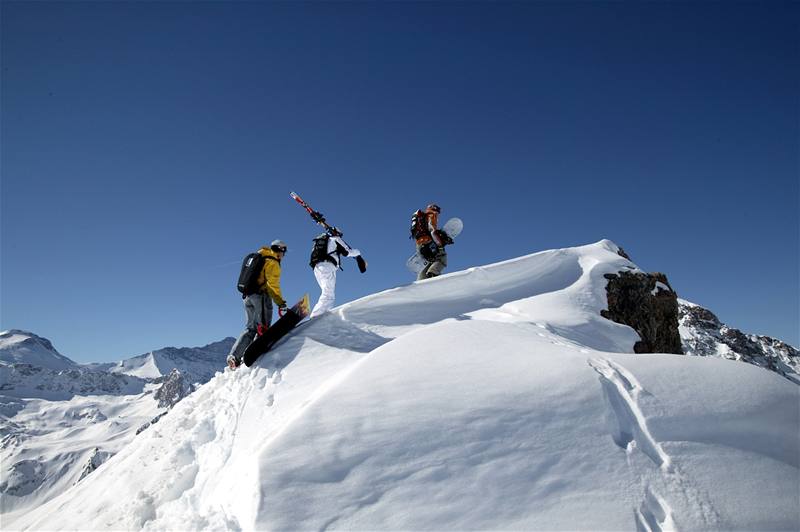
[227,240,289,369]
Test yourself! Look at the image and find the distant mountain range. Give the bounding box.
[0,330,233,517]
[678,300,799,384]
[0,330,233,400]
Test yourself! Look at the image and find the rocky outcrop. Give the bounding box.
[136,411,168,435]
[75,448,113,484]
[153,369,194,409]
[679,300,799,384]
[601,271,683,354]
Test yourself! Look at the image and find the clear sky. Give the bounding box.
[2,1,798,363]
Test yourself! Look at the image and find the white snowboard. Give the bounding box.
[406,217,463,275]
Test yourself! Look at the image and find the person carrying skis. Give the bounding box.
[413,203,450,280]
[227,240,289,369]
[309,228,367,318]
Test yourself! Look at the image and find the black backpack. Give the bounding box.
[310,233,349,268]
[309,234,331,268]
[237,252,266,296]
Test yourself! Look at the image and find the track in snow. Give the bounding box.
[588,357,720,531]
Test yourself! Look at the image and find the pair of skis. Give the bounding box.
[291,192,349,240]
[291,192,367,273]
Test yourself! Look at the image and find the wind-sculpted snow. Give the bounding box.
[339,246,587,327]
[7,241,800,531]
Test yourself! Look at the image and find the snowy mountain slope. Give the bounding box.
[0,334,232,519]
[678,299,800,383]
[0,389,161,517]
[0,363,148,401]
[0,330,77,371]
[7,240,800,531]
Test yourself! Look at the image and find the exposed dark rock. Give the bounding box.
[616,247,632,261]
[153,369,194,409]
[601,271,683,354]
[136,411,168,435]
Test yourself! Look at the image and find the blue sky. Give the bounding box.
[2,1,798,363]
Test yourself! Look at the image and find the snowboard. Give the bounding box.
[242,294,311,367]
[406,217,463,275]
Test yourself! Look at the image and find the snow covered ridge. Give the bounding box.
[5,239,798,531]
[0,363,148,401]
[679,299,799,384]
[107,338,235,382]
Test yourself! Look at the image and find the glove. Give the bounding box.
[257,323,269,336]
[435,229,453,246]
[278,305,289,317]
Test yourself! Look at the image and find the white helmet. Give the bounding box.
[270,240,287,253]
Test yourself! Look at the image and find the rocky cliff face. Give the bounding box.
[598,250,799,384]
[679,300,800,384]
[75,448,114,484]
[153,369,194,409]
[601,270,683,354]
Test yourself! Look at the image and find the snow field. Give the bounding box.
[9,240,799,531]
[1,389,161,518]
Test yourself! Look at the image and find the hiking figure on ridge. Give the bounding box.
[227,240,289,369]
[411,203,452,280]
[309,227,367,318]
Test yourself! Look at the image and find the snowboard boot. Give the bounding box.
[226,354,241,370]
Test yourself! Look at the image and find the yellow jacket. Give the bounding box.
[257,247,286,307]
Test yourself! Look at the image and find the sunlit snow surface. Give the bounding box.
[7,241,799,531]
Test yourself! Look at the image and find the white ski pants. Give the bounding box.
[311,261,338,318]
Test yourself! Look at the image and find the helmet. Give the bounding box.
[426,203,441,213]
[270,239,287,253]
